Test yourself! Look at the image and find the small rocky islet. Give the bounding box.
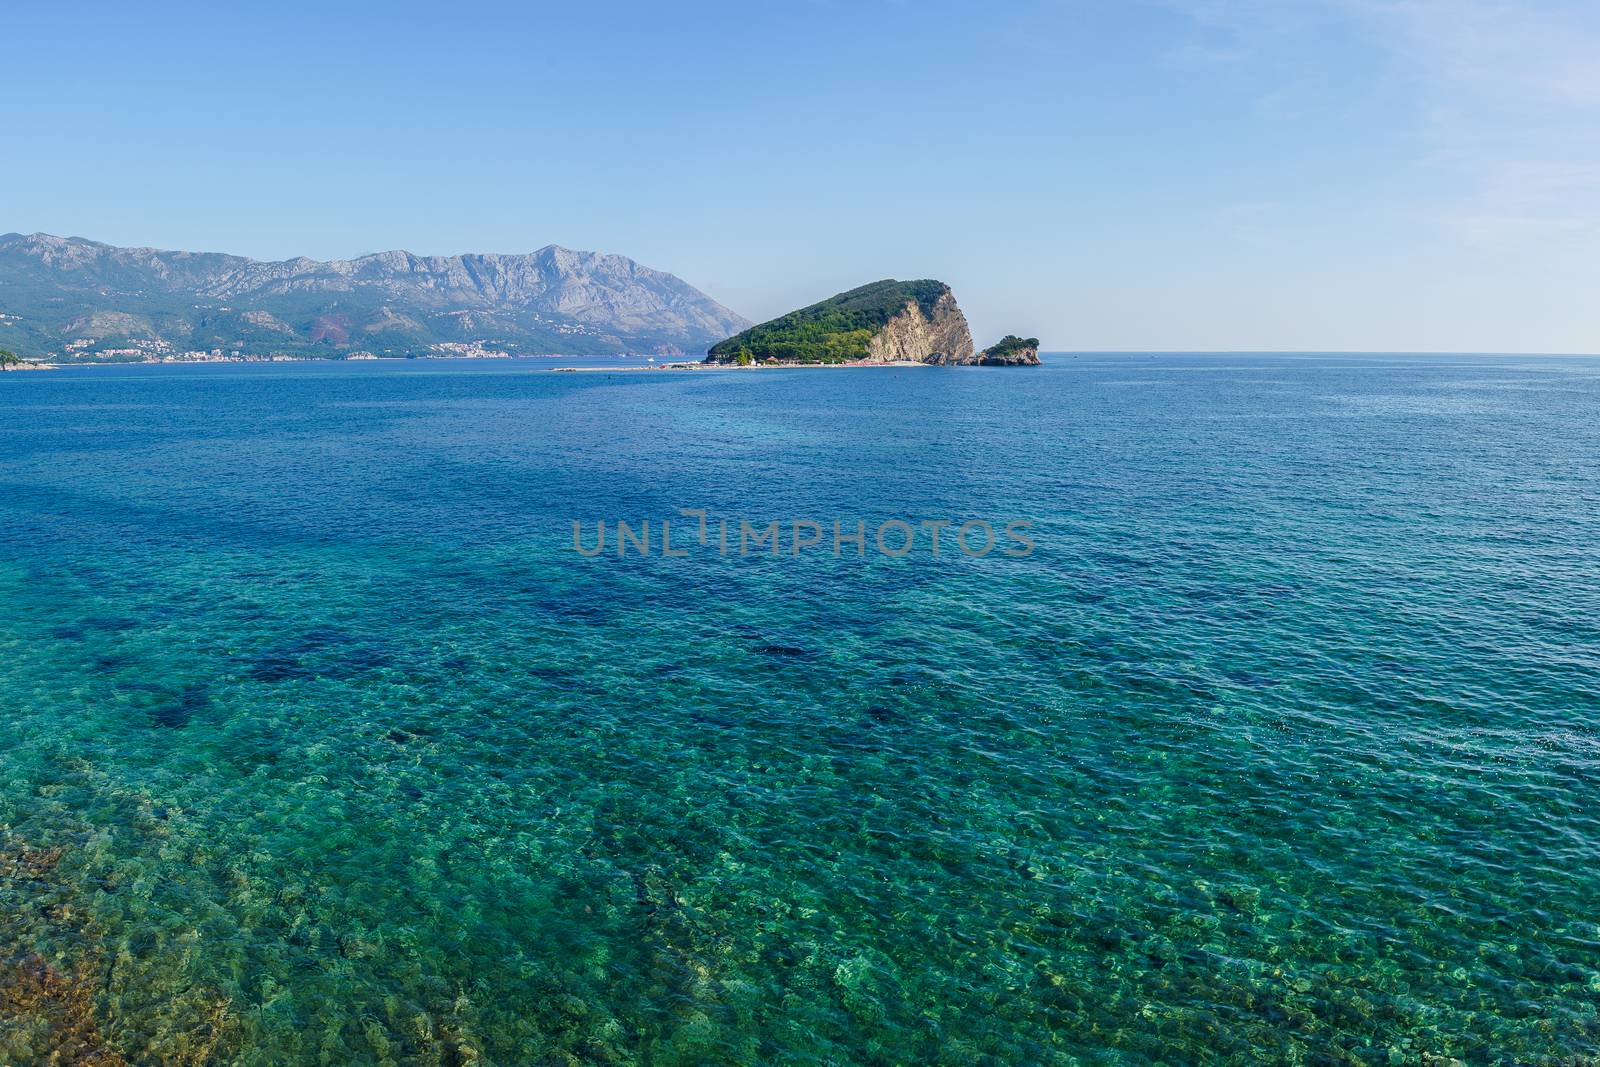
[703,279,1041,366]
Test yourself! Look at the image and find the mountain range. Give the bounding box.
[0,233,751,360]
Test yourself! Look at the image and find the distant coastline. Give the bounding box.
[0,232,749,362]
[6,354,950,374]
[14,352,671,370]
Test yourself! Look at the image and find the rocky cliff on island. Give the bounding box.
[706,280,972,364]
[978,335,1042,366]
[705,279,1038,366]
[864,285,975,364]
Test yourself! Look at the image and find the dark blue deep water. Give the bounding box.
[1,355,1598,1065]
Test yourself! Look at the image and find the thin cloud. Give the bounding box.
[1160,0,1600,245]
[1347,0,1600,110]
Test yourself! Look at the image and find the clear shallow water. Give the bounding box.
[0,354,1597,1065]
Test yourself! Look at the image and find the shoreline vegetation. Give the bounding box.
[706,279,957,365]
[0,348,55,371]
[704,279,1041,367]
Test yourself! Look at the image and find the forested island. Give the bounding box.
[705,280,1040,366]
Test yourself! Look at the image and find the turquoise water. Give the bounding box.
[1,355,1597,1065]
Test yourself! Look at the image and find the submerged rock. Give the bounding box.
[149,684,209,729]
[754,643,811,658]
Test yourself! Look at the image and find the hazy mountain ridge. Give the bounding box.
[0,233,751,359]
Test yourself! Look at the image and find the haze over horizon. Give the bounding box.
[5,0,1599,353]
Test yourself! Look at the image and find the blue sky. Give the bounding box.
[5,0,1599,351]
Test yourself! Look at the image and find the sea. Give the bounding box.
[1,354,1597,1065]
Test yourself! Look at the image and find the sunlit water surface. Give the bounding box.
[1,355,1597,1065]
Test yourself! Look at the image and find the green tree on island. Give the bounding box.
[983,336,1040,359]
[0,349,22,371]
[707,280,951,365]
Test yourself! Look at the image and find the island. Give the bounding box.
[704,279,1040,366]
[0,348,52,371]
[978,335,1042,366]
